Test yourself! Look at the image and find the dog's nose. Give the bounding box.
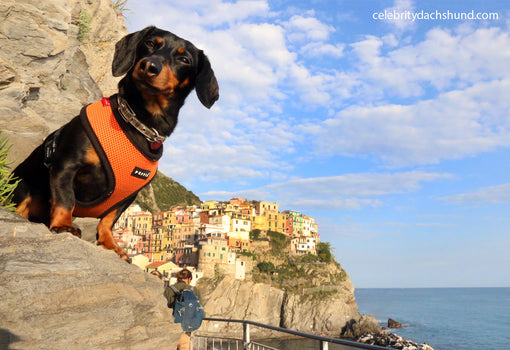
[139,58,162,77]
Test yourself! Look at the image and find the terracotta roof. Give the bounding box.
[146,261,173,268]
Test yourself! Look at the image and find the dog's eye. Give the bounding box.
[177,56,191,65]
[145,40,155,48]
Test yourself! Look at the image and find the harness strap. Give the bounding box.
[43,129,62,168]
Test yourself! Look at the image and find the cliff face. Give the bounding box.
[198,277,286,338]
[0,0,127,167]
[0,207,182,349]
[196,265,379,339]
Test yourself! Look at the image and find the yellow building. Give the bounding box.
[276,213,287,234]
[132,211,153,236]
[255,201,279,216]
[265,212,278,232]
[250,215,266,231]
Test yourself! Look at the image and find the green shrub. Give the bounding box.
[112,0,129,16]
[267,230,288,253]
[77,10,92,43]
[317,242,333,263]
[249,229,261,240]
[301,254,320,263]
[0,134,19,212]
[238,251,256,260]
[257,261,275,273]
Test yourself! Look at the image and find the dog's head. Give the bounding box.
[112,26,219,109]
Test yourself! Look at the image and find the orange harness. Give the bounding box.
[73,98,159,218]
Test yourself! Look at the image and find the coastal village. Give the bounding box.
[112,198,320,284]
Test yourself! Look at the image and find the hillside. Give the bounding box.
[135,171,201,213]
[195,242,380,338]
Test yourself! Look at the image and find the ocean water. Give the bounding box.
[258,287,510,350]
[354,287,510,350]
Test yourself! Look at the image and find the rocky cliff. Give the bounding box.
[0,207,182,350]
[196,262,380,339]
[0,0,126,167]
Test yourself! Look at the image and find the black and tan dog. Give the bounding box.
[12,26,219,260]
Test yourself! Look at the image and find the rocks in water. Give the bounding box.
[388,318,403,328]
[357,332,434,350]
[340,314,381,338]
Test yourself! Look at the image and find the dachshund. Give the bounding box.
[11,26,219,261]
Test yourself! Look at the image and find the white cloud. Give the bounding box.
[314,79,510,166]
[382,0,416,32]
[441,183,510,204]
[349,27,510,99]
[199,171,451,210]
[300,42,345,58]
[284,14,335,42]
[125,1,510,189]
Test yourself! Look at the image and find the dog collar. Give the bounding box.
[115,95,166,149]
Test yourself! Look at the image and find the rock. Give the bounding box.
[388,317,403,328]
[196,268,367,339]
[356,331,435,350]
[0,207,182,349]
[0,0,127,167]
[340,314,381,338]
[282,286,360,336]
[197,276,285,338]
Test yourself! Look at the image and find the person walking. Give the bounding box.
[164,269,200,350]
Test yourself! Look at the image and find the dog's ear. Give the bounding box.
[195,52,219,109]
[112,26,156,77]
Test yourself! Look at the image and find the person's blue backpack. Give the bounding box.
[169,286,205,331]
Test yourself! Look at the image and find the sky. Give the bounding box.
[124,0,510,288]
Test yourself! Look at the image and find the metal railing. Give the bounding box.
[192,318,389,350]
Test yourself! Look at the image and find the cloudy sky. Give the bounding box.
[125,0,510,288]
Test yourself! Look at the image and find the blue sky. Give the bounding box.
[125,0,510,288]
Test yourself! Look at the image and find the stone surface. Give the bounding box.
[357,332,435,350]
[198,276,285,338]
[197,274,379,339]
[0,0,127,167]
[388,318,403,328]
[282,285,360,336]
[0,208,182,349]
[340,314,381,338]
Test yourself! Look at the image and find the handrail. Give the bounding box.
[201,317,389,350]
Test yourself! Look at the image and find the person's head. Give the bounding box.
[177,268,193,284]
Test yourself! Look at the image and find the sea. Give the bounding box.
[258,287,510,350]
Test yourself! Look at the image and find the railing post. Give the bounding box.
[243,321,250,350]
[320,341,329,350]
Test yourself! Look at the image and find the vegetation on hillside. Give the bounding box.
[245,229,349,295]
[136,171,201,213]
[77,10,92,43]
[267,230,289,254]
[0,134,19,212]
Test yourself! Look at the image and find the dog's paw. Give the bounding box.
[51,225,82,238]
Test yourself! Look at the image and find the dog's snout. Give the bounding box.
[140,58,162,77]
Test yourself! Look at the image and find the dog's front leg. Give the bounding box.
[48,164,82,238]
[97,209,129,261]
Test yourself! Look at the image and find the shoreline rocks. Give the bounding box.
[357,332,434,350]
[388,318,403,328]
